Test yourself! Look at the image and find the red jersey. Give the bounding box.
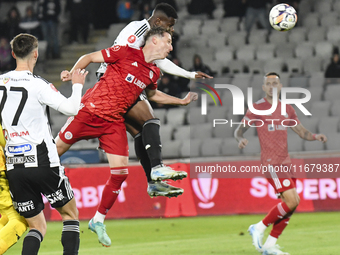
[244,98,300,165]
[81,45,160,122]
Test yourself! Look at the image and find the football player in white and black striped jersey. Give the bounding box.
[0,33,87,255]
[95,3,213,198]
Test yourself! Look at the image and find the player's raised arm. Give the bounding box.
[154,58,213,80]
[61,51,105,81]
[234,122,251,149]
[290,123,327,142]
[145,89,198,106]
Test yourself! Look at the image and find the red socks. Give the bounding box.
[263,202,291,226]
[98,167,128,215]
[270,216,291,238]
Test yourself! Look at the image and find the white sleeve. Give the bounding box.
[38,83,83,116]
[56,83,83,115]
[154,58,197,80]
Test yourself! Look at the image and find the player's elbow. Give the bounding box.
[66,106,79,116]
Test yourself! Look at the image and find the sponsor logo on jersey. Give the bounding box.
[149,70,153,79]
[10,131,29,138]
[112,45,121,51]
[131,62,138,67]
[128,35,136,43]
[7,144,32,154]
[133,79,146,89]
[50,84,58,92]
[125,73,146,89]
[3,78,9,84]
[125,73,135,83]
[65,131,73,140]
[6,155,36,164]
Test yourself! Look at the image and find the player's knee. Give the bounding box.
[58,198,79,221]
[109,170,129,187]
[55,135,71,156]
[286,195,300,210]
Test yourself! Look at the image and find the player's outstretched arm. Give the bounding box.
[146,89,198,106]
[61,51,104,81]
[234,123,251,149]
[57,69,87,116]
[154,58,213,80]
[291,123,327,142]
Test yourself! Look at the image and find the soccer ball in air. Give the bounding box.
[269,3,297,32]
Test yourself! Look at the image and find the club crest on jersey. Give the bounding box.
[3,78,9,84]
[128,35,136,43]
[7,144,33,154]
[64,131,73,140]
[131,62,138,67]
[125,73,135,83]
[283,179,291,187]
[149,70,153,79]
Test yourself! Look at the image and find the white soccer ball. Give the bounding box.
[269,3,297,32]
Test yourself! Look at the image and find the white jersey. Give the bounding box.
[97,19,150,74]
[0,70,68,170]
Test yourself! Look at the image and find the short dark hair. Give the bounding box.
[265,72,280,78]
[10,33,38,59]
[154,3,178,19]
[144,26,172,43]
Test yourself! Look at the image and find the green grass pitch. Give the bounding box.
[5,212,339,255]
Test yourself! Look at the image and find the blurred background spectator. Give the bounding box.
[117,0,134,22]
[187,0,216,19]
[19,5,43,40]
[152,74,181,109]
[190,54,215,77]
[223,0,246,18]
[244,0,272,36]
[136,0,152,20]
[172,58,190,93]
[325,48,340,84]
[92,0,119,29]
[38,0,61,59]
[3,6,23,40]
[66,0,91,44]
[0,37,15,72]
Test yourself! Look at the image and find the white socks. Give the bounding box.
[256,221,267,232]
[93,211,106,224]
[263,235,278,248]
